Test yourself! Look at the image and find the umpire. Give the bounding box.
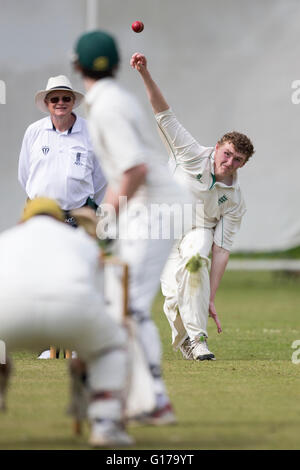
[18,75,107,223]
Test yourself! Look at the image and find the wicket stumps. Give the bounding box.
[49,347,72,359]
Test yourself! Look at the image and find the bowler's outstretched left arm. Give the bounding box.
[209,243,230,333]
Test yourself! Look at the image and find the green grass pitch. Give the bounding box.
[0,271,299,450]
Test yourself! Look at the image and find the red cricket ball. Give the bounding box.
[131,21,144,33]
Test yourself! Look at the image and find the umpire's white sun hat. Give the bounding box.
[35,75,84,113]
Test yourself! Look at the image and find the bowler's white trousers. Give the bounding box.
[161,227,214,349]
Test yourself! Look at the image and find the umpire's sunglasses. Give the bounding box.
[48,96,73,104]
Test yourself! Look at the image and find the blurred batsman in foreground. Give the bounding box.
[0,198,134,447]
[73,30,191,424]
[131,52,255,361]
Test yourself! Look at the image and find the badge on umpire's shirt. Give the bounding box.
[42,146,49,155]
[74,152,82,166]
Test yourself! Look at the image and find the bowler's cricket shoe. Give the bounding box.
[179,337,193,360]
[191,335,215,361]
[89,419,134,447]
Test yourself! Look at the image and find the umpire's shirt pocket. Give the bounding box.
[68,151,88,179]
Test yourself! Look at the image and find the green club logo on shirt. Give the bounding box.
[196,173,203,182]
[218,194,228,205]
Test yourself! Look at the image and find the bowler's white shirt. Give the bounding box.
[155,109,246,251]
[85,78,189,205]
[18,114,107,210]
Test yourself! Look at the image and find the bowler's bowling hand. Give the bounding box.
[130,52,147,73]
[209,301,222,333]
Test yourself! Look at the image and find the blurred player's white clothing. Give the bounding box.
[85,78,190,401]
[18,115,107,210]
[85,79,186,205]
[0,216,128,424]
[155,109,246,347]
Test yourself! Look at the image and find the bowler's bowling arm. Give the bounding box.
[131,53,169,114]
[140,69,169,114]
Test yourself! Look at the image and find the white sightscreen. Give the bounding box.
[1,0,300,252]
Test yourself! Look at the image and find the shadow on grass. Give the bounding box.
[0,437,88,450]
[1,418,299,450]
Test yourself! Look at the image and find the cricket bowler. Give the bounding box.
[131,52,255,361]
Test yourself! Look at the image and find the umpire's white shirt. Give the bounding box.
[18,114,107,210]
